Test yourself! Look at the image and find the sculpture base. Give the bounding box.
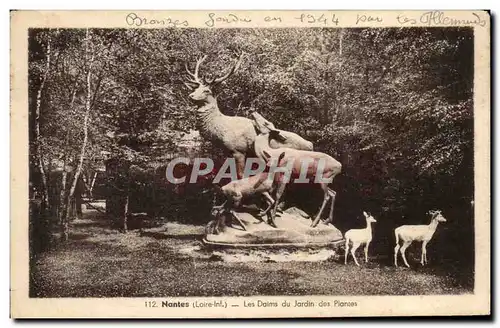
[203,207,344,249]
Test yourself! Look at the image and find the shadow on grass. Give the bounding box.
[71,220,114,229]
[139,231,204,241]
[67,232,90,241]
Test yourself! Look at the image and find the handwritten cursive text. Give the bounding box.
[204,13,252,27]
[294,13,339,26]
[125,13,188,27]
[419,11,487,27]
[356,14,383,25]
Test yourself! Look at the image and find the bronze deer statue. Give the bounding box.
[184,51,313,178]
[254,130,342,228]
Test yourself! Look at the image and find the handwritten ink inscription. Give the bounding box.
[396,14,417,25]
[356,14,383,25]
[123,11,486,29]
[205,13,252,27]
[264,16,282,23]
[125,13,189,27]
[419,11,487,26]
[294,13,339,26]
[398,11,487,27]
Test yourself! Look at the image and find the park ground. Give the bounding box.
[30,207,473,297]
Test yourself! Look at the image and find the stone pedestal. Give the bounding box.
[203,207,344,248]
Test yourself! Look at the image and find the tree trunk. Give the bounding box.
[334,30,344,123]
[339,29,344,57]
[123,193,129,233]
[89,171,98,199]
[76,182,83,219]
[58,131,71,224]
[321,35,332,125]
[58,65,80,235]
[61,29,94,240]
[34,35,52,210]
[58,170,68,223]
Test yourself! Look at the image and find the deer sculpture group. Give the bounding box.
[185,50,339,231]
[184,50,449,269]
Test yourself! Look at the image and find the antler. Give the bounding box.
[184,55,208,85]
[209,49,244,85]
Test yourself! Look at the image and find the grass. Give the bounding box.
[30,210,473,297]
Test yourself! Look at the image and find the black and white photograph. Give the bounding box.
[11,10,490,318]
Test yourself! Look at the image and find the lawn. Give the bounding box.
[30,210,473,297]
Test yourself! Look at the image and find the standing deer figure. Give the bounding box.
[344,211,377,266]
[254,130,342,228]
[184,51,313,178]
[394,210,447,268]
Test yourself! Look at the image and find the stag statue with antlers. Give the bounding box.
[184,50,313,179]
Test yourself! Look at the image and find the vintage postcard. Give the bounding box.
[11,10,490,318]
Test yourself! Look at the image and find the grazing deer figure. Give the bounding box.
[184,51,313,178]
[212,158,286,232]
[394,210,447,268]
[215,176,276,217]
[254,131,342,228]
[344,212,377,266]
